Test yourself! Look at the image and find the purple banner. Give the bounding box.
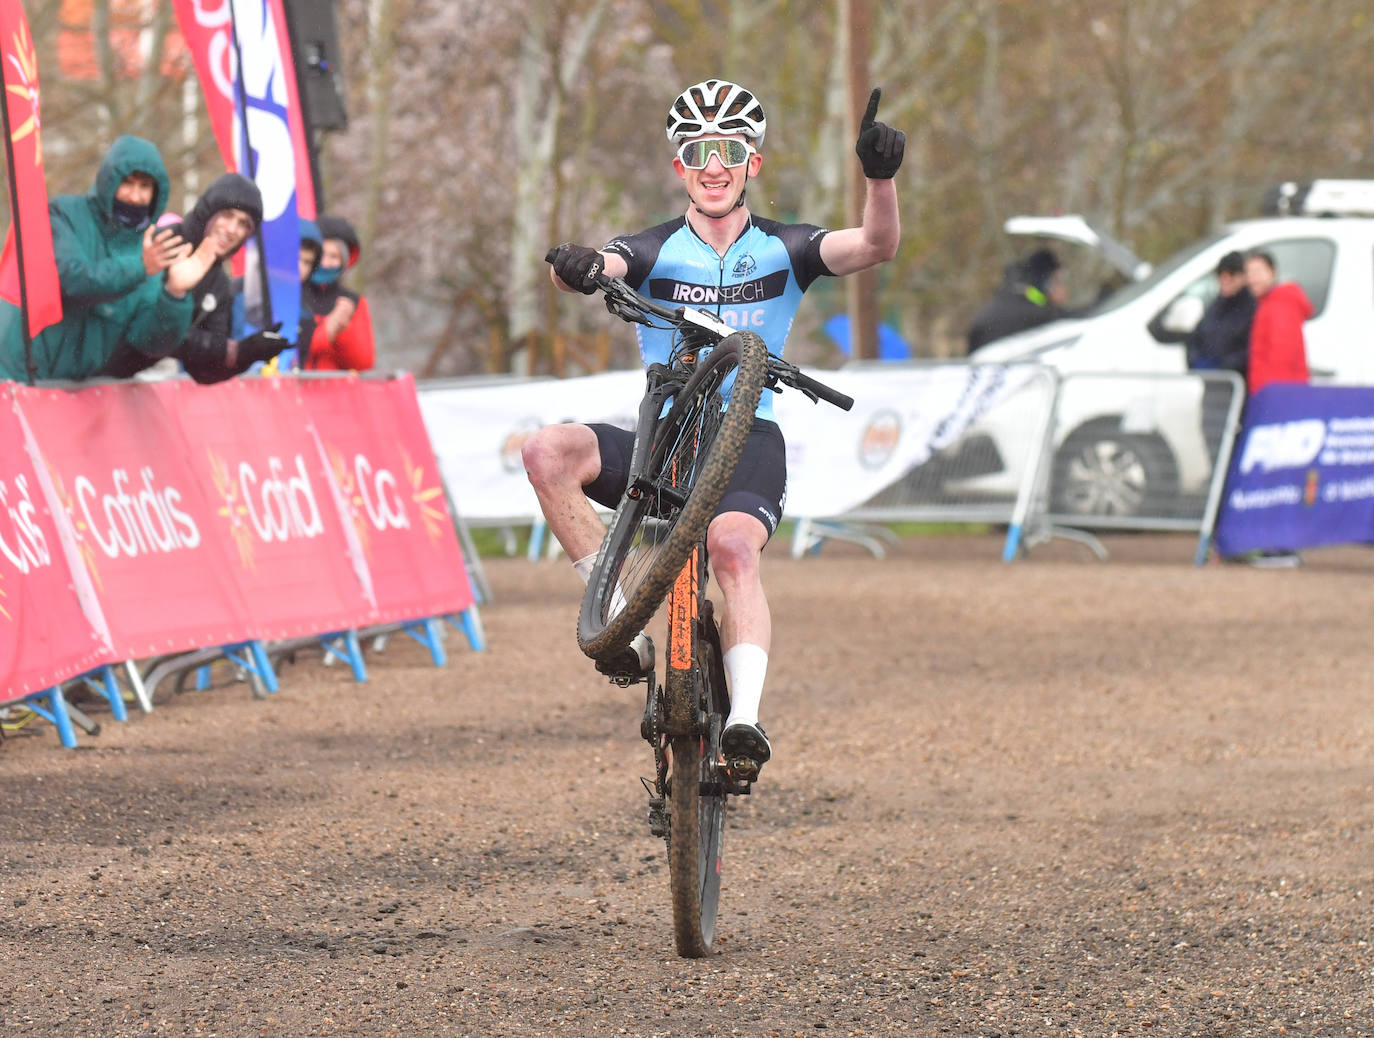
[1215,385,1374,556]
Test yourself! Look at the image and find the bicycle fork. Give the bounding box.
[641,546,749,841]
[641,546,701,841]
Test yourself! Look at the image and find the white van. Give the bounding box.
[955,188,1374,518]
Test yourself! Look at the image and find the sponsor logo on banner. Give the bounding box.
[208,449,323,568]
[1216,389,1374,556]
[1238,419,1326,474]
[36,465,100,590]
[0,474,51,579]
[859,410,901,470]
[209,450,254,567]
[44,463,201,590]
[501,419,543,473]
[327,447,416,558]
[77,469,200,562]
[324,444,447,553]
[401,448,451,544]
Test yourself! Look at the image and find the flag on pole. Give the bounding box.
[0,1,62,339]
[172,0,313,352]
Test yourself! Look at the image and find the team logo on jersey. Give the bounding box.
[732,254,757,278]
[650,270,787,306]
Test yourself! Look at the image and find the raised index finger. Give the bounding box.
[861,87,881,131]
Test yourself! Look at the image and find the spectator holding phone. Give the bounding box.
[102,172,286,383]
[0,135,217,381]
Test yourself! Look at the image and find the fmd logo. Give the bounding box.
[1239,420,1325,474]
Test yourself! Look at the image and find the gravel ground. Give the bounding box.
[2,532,1373,1037]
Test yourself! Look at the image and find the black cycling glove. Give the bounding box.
[237,325,287,367]
[551,242,604,295]
[854,87,905,180]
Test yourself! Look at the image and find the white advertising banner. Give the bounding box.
[418,371,643,521]
[418,363,1038,522]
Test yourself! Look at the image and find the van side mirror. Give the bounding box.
[1150,295,1205,342]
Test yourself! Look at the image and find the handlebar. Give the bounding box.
[545,247,686,327]
[544,247,853,412]
[784,365,854,411]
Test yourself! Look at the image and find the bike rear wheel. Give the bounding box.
[578,331,767,662]
[668,602,730,957]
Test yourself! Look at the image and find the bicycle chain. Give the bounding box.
[641,679,671,841]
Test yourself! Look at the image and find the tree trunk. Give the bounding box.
[845,0,878,362]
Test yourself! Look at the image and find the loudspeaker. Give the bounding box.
[284,0,349,132]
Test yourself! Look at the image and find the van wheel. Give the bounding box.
[1051,421,1179,518]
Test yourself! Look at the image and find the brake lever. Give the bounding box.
[605,295,651,326]
[767,357,822,405]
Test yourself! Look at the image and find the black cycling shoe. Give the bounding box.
[594,633,655,683]
[722,722,770,781]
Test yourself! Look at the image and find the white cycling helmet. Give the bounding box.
[665,79,767,149]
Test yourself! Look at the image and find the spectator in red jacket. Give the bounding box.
[1244,251,1311,396]
[301,214,375,370]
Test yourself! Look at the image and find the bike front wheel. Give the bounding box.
[577,331,767,662]
[667,602,730,957]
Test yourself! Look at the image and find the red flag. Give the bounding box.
[0,2,61,338]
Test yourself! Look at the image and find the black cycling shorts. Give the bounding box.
[583,418,787,539]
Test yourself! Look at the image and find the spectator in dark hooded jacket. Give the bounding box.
[296,217,323,352]
[101,172,286,383]
[966,247,1071,353]
[300,214,375,370]
[1185,250,1255,462]
[0,135,219,381]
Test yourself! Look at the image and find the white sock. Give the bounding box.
[572,553,596,584]
[723,643,768,729]
[573,552,627,620]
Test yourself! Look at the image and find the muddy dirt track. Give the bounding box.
[2,532,1373,1037]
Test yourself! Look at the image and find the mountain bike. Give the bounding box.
[543,249,852,957]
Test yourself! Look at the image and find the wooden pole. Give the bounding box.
[845,0,878,362]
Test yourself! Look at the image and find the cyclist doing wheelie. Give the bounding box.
[523,78,904,779]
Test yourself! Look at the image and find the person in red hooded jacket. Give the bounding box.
[300,214,375,370]
[1244,250,1311,396]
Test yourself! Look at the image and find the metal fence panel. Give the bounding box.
[792,362,1060,560]
[1038,370,1245,532]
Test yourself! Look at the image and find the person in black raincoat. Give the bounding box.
[101,172,287,383]
[966,247,1071,353]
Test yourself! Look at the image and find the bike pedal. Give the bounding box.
[724,756,761,786]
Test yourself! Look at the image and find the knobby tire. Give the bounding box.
[668,602,729,957]
[577,331,767,662]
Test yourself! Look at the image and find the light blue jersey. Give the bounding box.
[604,215,832,421]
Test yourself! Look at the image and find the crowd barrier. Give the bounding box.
[415,362,1244,562]
[1,372,482,746]
[416,360,1058,560]
[1208,382,1374,560]
[416,365,1374,572]
[783,360,1059,560]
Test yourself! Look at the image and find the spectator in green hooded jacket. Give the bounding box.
[0,134,218,382]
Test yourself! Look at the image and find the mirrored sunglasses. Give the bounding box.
[677,137,755,170]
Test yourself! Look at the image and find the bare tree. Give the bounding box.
[15,0,1374,368]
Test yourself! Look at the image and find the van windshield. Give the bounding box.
[1078,230,1230,317]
